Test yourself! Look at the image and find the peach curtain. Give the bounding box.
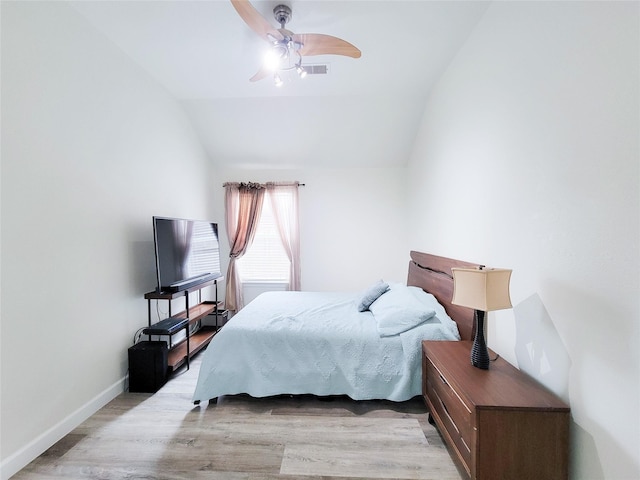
[223,182,265,311]
[266,182,301,291]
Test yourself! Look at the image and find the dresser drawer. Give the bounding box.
[426,357,472,465]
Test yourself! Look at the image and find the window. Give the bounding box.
[237,191,290,283]
[224,181,300,311]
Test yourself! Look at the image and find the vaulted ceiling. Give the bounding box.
[70,1,490,168]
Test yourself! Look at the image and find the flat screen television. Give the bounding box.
[152,216,222,293]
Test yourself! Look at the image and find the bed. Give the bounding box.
[192,251,479,404]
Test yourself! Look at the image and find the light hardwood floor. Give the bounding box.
[14,353,463,479]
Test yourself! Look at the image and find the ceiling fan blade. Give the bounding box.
[249,64,272,82]
[293,33,361,59]
[231,0,284,42]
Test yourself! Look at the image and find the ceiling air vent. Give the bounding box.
[303,64,329,75]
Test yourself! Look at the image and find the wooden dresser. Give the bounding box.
[422,340,570,480]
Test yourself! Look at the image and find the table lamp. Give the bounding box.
[451,266,512,369]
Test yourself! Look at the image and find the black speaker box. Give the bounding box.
[128,341,168,393]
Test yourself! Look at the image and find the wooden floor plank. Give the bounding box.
[13,352,463,480]
[282,443,461,480]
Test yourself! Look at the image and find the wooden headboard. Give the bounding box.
[407,251,480,341]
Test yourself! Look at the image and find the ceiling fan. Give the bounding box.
[230,0,361,85]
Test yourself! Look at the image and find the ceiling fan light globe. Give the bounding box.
[275,43,289,59]
[264,49,284,71]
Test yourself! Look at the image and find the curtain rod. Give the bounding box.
[222,182,305,187]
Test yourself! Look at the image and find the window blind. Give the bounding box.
[237,195,290,282]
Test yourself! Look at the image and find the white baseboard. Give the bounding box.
[0,376,126,480]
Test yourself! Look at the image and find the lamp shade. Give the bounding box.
[451,268,512,312]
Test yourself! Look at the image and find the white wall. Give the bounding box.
[1,2,212,477]
[407,2,639,479]
[212,167,409,295]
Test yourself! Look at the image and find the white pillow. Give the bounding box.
[369,284,436,337]
[407,286,460,339]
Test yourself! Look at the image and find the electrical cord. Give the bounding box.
[155,299,168,322]
[132,327,146,345]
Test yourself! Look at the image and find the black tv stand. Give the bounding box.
[143,316,190,369]
[143,277,224,372]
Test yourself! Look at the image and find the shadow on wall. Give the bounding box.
[513,294,605,480]
[570,422,605,480]
[513,294,571,400]
[129,239,157,295]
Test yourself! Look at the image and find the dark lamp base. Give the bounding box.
[471,310,490,369]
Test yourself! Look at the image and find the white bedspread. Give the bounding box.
[192,291,459,403]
